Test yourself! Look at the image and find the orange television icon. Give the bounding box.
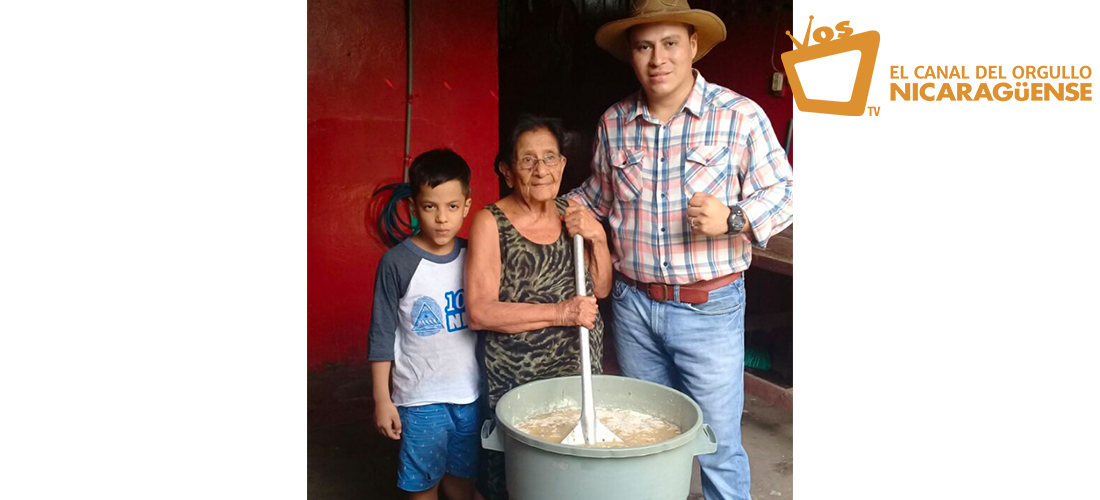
[781,16,880,116]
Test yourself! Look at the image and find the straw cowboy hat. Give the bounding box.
[595,0,727,63]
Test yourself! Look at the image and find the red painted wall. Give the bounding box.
[308,0,499,369]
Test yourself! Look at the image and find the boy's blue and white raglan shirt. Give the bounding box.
[368,238,478,407]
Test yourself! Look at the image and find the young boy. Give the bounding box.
[368,148,478,500]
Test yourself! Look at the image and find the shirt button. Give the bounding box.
[660,227,666,232]
[660,157,666,163]
[663,261,669,267]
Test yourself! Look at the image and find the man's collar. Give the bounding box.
[628,69,708,124]
[683,69,707,118]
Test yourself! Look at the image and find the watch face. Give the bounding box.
[728,207,744,233]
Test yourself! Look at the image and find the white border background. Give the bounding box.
[796,1,1099,498]
[1,1,306,498]
[1,0,1097,498]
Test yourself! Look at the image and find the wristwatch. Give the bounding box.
[726,205,746,235]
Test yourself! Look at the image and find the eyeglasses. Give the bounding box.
[515,153,563,172]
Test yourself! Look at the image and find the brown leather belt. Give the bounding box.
[618,272,741,305]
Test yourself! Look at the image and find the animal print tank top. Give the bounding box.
[480,198,604,409]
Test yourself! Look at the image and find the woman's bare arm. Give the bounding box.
[466,208,596,333]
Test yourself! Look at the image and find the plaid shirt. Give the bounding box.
[566,71,794,285]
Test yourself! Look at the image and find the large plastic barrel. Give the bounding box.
[481,375,717,500]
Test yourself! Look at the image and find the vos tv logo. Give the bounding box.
[781,16,880,116]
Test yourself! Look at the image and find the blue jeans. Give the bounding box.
[611,276,751,500]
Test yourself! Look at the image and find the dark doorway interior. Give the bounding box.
[496,0,795,388]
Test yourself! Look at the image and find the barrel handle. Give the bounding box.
[693,424,718,456]
[481,419,504,452]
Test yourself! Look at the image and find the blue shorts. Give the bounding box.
[397,402,480,492]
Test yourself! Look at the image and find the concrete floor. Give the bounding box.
[687,393,793,499]
[308,365,792,499]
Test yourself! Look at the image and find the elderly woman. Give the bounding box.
[467,115,612,500]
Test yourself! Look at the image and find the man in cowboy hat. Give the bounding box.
[566,1,794,499]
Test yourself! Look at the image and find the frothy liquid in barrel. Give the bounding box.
[516,408,681,448]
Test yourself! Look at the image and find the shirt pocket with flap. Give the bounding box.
[610,148,645,202]
[684,145,731,198]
